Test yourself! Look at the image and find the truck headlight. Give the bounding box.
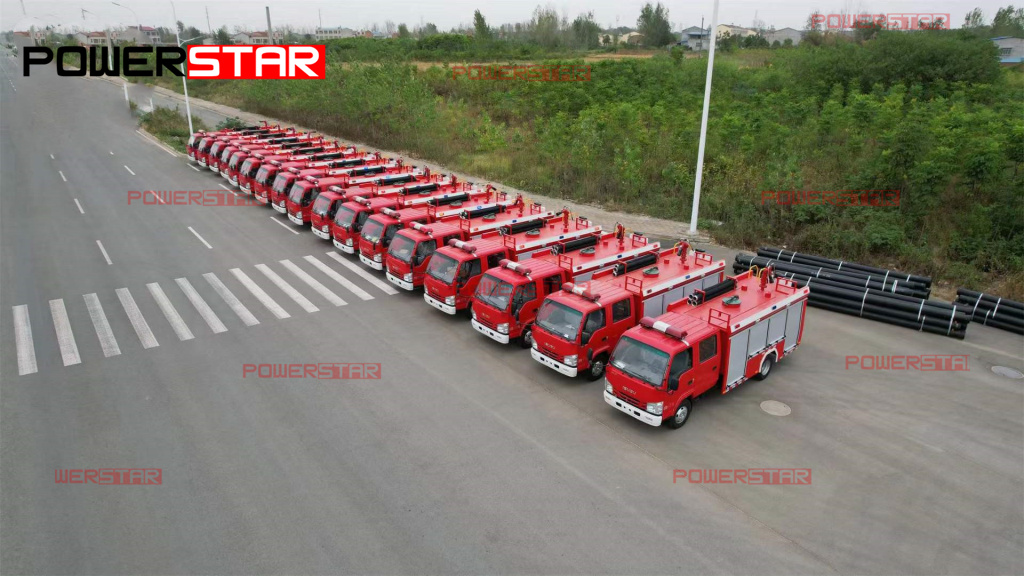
[532,341,538,350]
[278,200,285,206]
[322,225,329,232]
[646,402,664,416]
[564,354,578,367]
[403,273,413,282]
[497,323,509,334]
[345,238,353,246]
[445,296,456,306]
[605,379,613,394]
[373,254,382,263]
[471,309,477,320]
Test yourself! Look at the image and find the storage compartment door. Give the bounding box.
[746,320,770,357]
[784,301,805,351]
[726,329,749,388]
[767,309,788,347]
[643,293,665,317]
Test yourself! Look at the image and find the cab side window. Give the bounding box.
[581,309,606,344]
[327,200,341,219]
[486,253,504,269]
[512,283,537,315]
[458,258,482,283]
[698,335,718,363]
[612,299,631,323]
[382,225,398,246]
[669,349,693,384]
[414,240,436,265]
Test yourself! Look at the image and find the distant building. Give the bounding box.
[316,26,357,40]
[232,32,252,44]
[618,31,645,45]
[119,25,161,46]
[679,26,710,50]
[715,24,755,38]
[85,31,108,46]
[245,31,281,44]
[765,27,803,46]
[993,36,1024,64]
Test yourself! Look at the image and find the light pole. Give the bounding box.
[111,2,140,31]
[170,1,196,135]
[688,0,720,236]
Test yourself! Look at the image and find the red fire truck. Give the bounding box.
[358,187,494,270]
[250,145,339,199]
[191,124,278,164]
[328,176,457,252]
[223,145,351,186]
[206,129,302,171]
[603,267,809,429]
[424,211,596,316]
[274,159,390,214]
[222,136,317,184]
[285,169,391,225]
[188,124,267,161]
[214,135,328,176]
[237,140,325,193]
[530,243,726,380]
[384,220,472,290]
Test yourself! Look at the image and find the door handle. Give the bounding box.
[687,379,694,386]
[712,365,718,371]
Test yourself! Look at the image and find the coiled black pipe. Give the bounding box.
[501,218,546,235]
[613,252,658,276]
[334,157,366,167]
[462,204,503,219]
[429,192,469,206]
[688,278,737,306]
[808,294,966,339]
[735,255,929,298]
[551,235,598,255]
[759,247,931,287]
[406,182,439,195]
[955,289,1024,311]
[351,165,386,176]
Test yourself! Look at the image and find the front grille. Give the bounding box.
[538,346,562,362]
[615,391,643,409]
[476,315,496,329]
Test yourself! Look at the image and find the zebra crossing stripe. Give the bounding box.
[83,293,121,357]
[203,273,259,326]
[230,268,291,320]
[279,259,347,307]
[326,252,398,295]
[115,288,159,349]
[49,299,82,366]
[304,255,373,301]
[175,278,227,334]
[147,283,195,341]
[12,305,38,375]
[255,264,319,313]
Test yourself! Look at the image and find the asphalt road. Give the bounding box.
[1,56,1022,576]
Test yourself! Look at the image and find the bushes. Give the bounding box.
[138,107,206,153]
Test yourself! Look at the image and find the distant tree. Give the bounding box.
[636,2,674,47]
[963,8,986,28]
[473,10,491,40]
[771,39,781,48]
[385,21,396,36]
[570,12,601,49]
[176,20,184,34]
[782,38,793,47]
[530,5,562,49]
[741,34,769,48]
[418,22,439,37]
[716,32,739,52]
[398,24,411,38]
[803,11,825,46]
[214,26,231,45]
[183,26,202,41]
[992,5,1024,36]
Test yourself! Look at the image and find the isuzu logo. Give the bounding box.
[544,343,554,350]
[623,386,635,394]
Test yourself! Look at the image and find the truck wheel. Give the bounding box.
[519,326,534,349]
[585,354,607,381]
[754,355,775,381]
[664,399,692,429]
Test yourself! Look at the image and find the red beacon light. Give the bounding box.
[561,282,600,301]
[379,207,400,218]
[449,239,477,253]
[410,222,432,234]
[500,259,531,276]
[639,316,688,340]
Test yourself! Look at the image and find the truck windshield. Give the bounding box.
[476,275,515,311]
[536,301,584,342]
[229,155,242,170]
[255,167,271,184]
[334,206,357,229]
[388,234,417,263]
[312,196,333,216]
[611,336,670,389]
[426,253,459,283]
[241,160,256,177]
[272,174,291,195]
[287,182,307,204]
[361,219,385,244]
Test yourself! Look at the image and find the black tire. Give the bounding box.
[754,354,775,381]
[584,354,607,381]
[519,325,534,349]
[664,399,692,429]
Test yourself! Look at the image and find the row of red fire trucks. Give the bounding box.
[187,125,809,430]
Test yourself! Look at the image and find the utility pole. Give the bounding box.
[319,9,322,30]
[698,16,704,57]
[170,1,195,136]
[206,6,213,37]
[688,0,719,236]
[265,6,275,45]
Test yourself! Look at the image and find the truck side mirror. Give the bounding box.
[668,377,679,391]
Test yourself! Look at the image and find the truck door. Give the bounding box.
[413,239,437,273]
[694,334,720,395]
[669,348,695,394]
[580,307,607,360]
[511,282,538,331]
[456,257,482,296]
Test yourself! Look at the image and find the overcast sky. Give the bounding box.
[2,0,1005,34]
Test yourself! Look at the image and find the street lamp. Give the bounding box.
[111,2,141,31]
[170,1,195,136]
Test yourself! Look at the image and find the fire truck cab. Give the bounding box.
[531,243,725,380]
[250,145,330,200]
[286,174,356,225]
[423,238,513,314]
[209,130,295,172]
[332,196,398,253]
[604,268,809,429]
[385,220,469,291]
[358,207,439,270]
[238,140,315,193]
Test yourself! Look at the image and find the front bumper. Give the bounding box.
[272,202,287,214]
[531,347,578,377]
[424,294,456,315]
[239,182,251,193]
[359,254,383,270]
[386,272,415,291]
[472,319,510,344]
[334,238,355,253]
[312,227,331,240]
[288,212,305,225]
[604,391,661,427]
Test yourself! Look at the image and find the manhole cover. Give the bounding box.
[760,400,791,416]
[992,366,1024,379]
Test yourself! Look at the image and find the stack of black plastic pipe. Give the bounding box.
[733,249,967,338]
[953,289,1024,335]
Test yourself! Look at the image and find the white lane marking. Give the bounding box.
[304,255,373,301]
[96,240,113,265]
[325,252,399,295]
[13,305,38,375]
[188,226,213,249]
[83,293,121,357]
[175,278,227,334]
[203,273,259,326]
[115,288,159,349]
[271,217,300,234]
[124,165,135,176]
[147,283,195,341]
[146,190,167,205]
[230,268,290,320]
[256,264,319,313]
[58,170,67,182]
[218,183,240,197]
[50,154,55,160]
[190,165,201,172]
[280,259,346,307]
[74,199,84,214]
[135,129,178,157]
[49,300,81,366]
[109,151,114,155]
